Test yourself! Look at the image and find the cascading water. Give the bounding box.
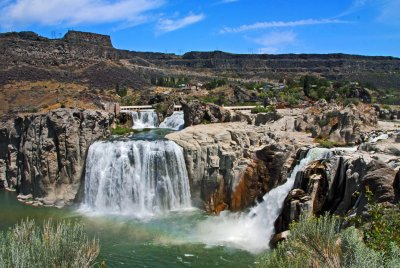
[81,140,191,217]
[192,147,334,254]
[159,111,185,130]
[131,111,159,129]
[128,110,185,130]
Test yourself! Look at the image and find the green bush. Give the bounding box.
[0,219,100,268]
[111,125,134,135]
[315,138,341,148]
[348,188,400,255]
[257,214,400,268]
[251,105,276,114]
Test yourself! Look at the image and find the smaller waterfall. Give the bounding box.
[193,147,333,253]
[82,140,191,217]
[159,111,185,130]
[131,111,159,129]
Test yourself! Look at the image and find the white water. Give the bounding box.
[81,140,191,218]
[129,110,185,130]
[131,111,159,129]
[369,132,389,143]
[192,147,333,254]
[159,111,185,131]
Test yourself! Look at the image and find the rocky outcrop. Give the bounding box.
[166,122,300,214]
[0,109,113,206]
[295,104,378,144]
[181,101,250,127]
[275,147,399,233]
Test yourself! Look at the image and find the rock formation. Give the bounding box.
[275,133,400,233]
[166,122,306,213]
[0,109,113,206]
[181,100,250,127]
[295,103,378,144]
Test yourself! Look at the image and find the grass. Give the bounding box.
[0,219,100,268]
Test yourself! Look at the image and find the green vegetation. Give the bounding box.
[115,83,127,97]
[150,76,189,88]
[205,78,226,90]
[315,138,342,148]
[348,188,400,255]
[257,214,400,268]
[251,105,276,114]
[0,219,100,268]
[111,125,135,135]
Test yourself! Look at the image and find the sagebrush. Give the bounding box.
[0,219,100,268]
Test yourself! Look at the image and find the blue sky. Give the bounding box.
[0,0,399,57]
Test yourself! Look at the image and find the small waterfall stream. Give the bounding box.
[159,111,185,130]
[81,140,191,217]
[192,147,334,253]
[131,111,159,129]
[128,110,185,130]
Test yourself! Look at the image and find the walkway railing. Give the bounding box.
[119,105,256,112]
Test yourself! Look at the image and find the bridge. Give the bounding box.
[120,105,183,112]
[119,105,256,112]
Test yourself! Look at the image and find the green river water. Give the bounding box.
[0,182,256,268]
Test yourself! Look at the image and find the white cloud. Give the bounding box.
[220,18,349,34]
[252,31,297,54]
[0,0,164,28]
[157,13,205,33]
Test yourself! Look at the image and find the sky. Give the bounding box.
[0,0,399,57]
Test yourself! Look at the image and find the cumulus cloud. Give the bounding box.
[220,18,349,34]
[252,31,297,54]
[0,0,164,28]
[157,13,205,33]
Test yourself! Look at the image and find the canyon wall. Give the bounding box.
[0,109,113,206]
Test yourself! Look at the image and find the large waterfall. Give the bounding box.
[192,147,334,253]
[82,140,191,217]
[129,111,184,130]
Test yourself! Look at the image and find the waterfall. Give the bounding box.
[193,147,333,254]
[159,111,185,130]
[131,111,159,129]
[81,140,191,217]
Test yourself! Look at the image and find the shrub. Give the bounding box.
[111,125,134,135]
[257,214,400,268]
[315,138,341,148]
[0,219,100,268]
[251,105,276,114]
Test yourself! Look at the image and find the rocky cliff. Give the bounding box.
[275,132,400,234]
[166,118,313,213]
[0,109,113,206]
